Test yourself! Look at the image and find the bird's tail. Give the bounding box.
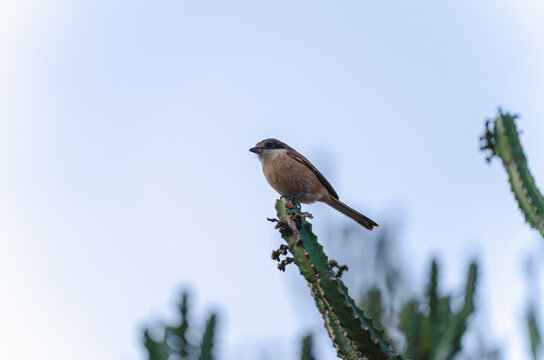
[325,197,379,230]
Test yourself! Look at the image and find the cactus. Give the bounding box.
[273,198,403,360]
[481,110,544,237]
[433,262,477,360]
[143,291,218,360]
[199,314,217,360]
[527,305,542,360]
[166,292,194,356]
[300,334,317,360]
[143,329,169,360]
[399,260,478,360]
[360,287,386,331]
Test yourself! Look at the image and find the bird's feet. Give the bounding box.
[280,190,310,207]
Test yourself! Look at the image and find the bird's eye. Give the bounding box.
[265,142,275,148]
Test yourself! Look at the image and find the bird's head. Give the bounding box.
[249,138,292,160]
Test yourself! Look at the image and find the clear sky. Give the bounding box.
[1,1,544,359]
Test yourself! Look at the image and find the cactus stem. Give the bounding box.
[481,111,544,237]
[273,198,403,360]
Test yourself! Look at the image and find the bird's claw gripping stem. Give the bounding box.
[280,189,310,200]
[280,190,310,207]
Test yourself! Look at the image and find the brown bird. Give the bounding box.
[250,138,378,230]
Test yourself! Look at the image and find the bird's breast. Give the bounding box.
[261,152,326,203]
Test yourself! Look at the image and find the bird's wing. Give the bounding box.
[286,150,339,199]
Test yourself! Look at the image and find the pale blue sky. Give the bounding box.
[1,1,544,359]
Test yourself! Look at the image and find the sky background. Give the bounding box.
[1,1,544,359]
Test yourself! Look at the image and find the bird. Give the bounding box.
[249,138,378,230]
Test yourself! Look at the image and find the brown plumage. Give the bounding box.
[250,138,378,230]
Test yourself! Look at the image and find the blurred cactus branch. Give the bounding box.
[300,334,317,360]
[433,262,477,360]
[274,198,403,360]
[143,291,218,360]
[399,260,478,360]
[480,110,544,237]
[527,305,542,360]
[198,314,217,360]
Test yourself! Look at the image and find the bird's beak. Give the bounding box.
[249,147,262,154]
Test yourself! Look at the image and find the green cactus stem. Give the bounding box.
[143,291,218,360]
[433,262,477,360]
[198,314,217,360]
[399,260,478,360]
[143,329,169,360]
[300,334,317,360]
[527,306,542,360]
[274,198,403,360]
[481,110,544,237]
